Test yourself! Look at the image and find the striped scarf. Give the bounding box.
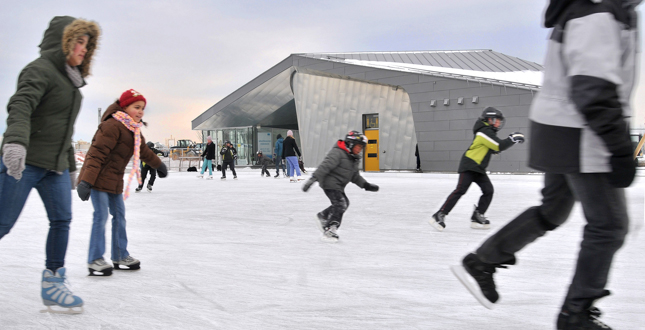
[112,111,143,200]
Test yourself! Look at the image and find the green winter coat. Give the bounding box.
[1,16,100,172]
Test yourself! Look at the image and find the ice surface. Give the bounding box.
[1,169,643,329]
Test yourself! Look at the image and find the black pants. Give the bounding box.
[261,164,270,176]
[222,161,236,177]
[319,189,350,228]
[439,171,493,215]
[140,164,156,187]
[476,173,628,313]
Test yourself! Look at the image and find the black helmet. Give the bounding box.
[479,107,505,131]
[146,141,154,148]
[225,140,232,145]
[344,130,368,158]
[257,150,263,155]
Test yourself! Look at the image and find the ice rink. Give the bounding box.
[1,168,643,330]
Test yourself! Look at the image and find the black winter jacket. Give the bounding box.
[282,136,301,158]
[220,146,237,162]
[202,142,216,160]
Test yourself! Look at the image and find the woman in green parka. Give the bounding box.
[0,16,100,313]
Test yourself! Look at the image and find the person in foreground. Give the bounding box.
[451,1,640,329]
[77,89,168,276]
[0,16,100,314]
[302,131,379,242]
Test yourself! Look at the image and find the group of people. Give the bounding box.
[196,137,238,180]
[271,131,305,182]
[1,1,641,328]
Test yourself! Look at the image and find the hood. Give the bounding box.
[39,16,100,78]
[545,0,642,28]
[472,120,489,134]
[102,102,123,121]
[336,140,350,153]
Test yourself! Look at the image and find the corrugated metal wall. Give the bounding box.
[293,72,417,170]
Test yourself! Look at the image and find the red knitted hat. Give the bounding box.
[119,89,146,109]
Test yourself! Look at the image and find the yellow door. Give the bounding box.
[364,130,379,171]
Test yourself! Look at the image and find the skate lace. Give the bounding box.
[587,308,610,329]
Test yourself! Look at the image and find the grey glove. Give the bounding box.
[70,171,78,190]
[2,143,27,180]
[302,177,317,192]
[77,180,92,201]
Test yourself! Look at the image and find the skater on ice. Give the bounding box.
[220,140,238,180]
[282,130,303,182]
[77,89,168,276]
[302,130,380,242]
[136,141,163,192]
[429,107,524,231]
[0,15,100,313]
[273,134,287,178]
[451,1,639,329]
[197,135,216,180]
[256,150,274,177]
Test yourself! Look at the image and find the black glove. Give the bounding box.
[608,155,637,188]
[364,182,379,192]
[508,132,525,144]
[302,177,317,192]
[77,180,92,201]
[157,162,168,178]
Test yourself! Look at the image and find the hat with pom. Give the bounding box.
[119,89,146,109]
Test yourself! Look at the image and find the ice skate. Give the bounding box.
[451,253,504,309]
[196,175,203,179]
[221,176,226,180]
[471,206,490,229]
[290,177,297,183]
[88,258,113,276]
[321,225,339,243]
[135,185,143,193]
[265,174,271,177]
[274,173,280,178]
[314,213,327,234]
[112,256,140,270]
[206,176,214,180]
[429,211,446,232]
[234,175,238,180]
[41,267,84,314]
[146,184,152,192]
[557,306,612,330]
[297,176,304,181]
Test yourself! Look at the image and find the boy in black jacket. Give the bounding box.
[220,140,237,180]
[429,107,524,231]
[136,141,163,192]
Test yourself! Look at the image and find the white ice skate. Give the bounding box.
[41,267,84,314]
[206,176,214,180]
[290,177,297,183]
[196,175,203,179]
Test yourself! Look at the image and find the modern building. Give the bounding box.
[192,50,543,172]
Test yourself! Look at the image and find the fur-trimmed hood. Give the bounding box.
[39,16,100,78]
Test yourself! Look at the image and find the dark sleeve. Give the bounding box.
[294,142,301,157]
[79,123,119,186]
[67,144,77,172]
[4,64,49,148]
[140,137,162,168]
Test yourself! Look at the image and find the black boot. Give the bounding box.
[557,307,612,330]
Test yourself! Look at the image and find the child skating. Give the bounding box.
[220,140,237,180]
[429,107,524,231]
[136,141,162,192]
[256,150,273,177]
[77,89,168,276]
[302,131,379,242]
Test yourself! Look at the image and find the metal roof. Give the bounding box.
[298,50,543,72]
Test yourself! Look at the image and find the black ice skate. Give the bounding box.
[429,211,446,232]
[274,173,280,178]
[135,185,143,193]
[112,256,140,270]
[470,206,490,229]
[146,184,152,192]
[221,176,226,180]
[314,213,327,234]
[557,307,612,330]
[88,258,113,276]
[450,253,506,309]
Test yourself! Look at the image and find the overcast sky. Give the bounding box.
[1,0,644,145]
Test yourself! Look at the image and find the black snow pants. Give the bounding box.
[140,164,156,187]
[320,189,350,228]
[439,171,493,215]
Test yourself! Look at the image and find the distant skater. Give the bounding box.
[256,150,273,177]
[282,130,302,182]
[220,140,237,180]
[451,1,639,329]
[197,136,216,180]
[429,107,524,231]
[136,141,162,192]
[302,131,379,242]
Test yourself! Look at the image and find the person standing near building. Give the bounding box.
[415,144,422,172]
[273,134,286,178]
[197,136,216,180]
[451,1,639,329]
[0,16,100,313]
[220,140,237,180]
[429,107,524,231]
[282,130,303,182]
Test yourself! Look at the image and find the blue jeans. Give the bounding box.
[286,156,301,177]
[0,160,72,270]
[275,157,285,175]
[200,159,213,176]
[88,189,130,263]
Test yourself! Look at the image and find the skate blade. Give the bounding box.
[320,235,339,243]
[114,263,140,270]
[470,222,490,229]
[40,305,84,314]
[88,268,113,276]
[450,265,494,309]
[428,218,445,232]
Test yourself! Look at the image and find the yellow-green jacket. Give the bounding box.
[458,120,514,174]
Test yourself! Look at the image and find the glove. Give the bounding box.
[364,182,379,192]
[302,177,317,192]
[2,143,26,180]
[157,162,168,178]
[77,180,92,201]
[607,155,637,188]
[69,171,78,190]
[508,132,525,144]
